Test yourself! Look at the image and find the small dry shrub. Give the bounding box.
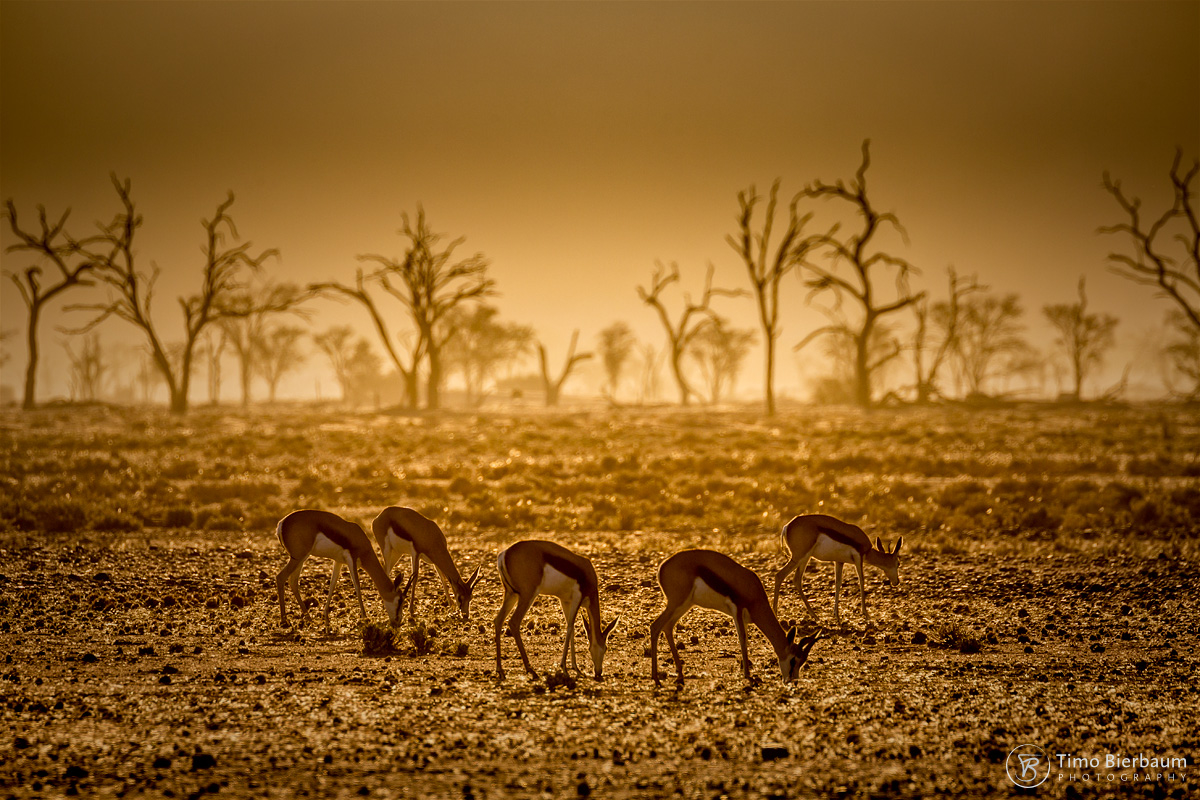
[544,670,577,691]
[190,481,281,505]
[1130,499,1161,528]
[408,622,439,655]
[938,480,988,508]
[1019,507,1061,532]
[90,509,142,532]
[15,497,89,533]
[202,514,242,531]
[591,496,618,517]
[161,506,195,528]
[70,453,131,476]
[1101,481,1144,511]
[362,622,403,656]
[1168,487,1200,517]
[934,621,982,654]
[160,458,201,480]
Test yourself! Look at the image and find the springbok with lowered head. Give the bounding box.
[371,506,481,622]
[276,509,412,634]
[650,548,820,686]
[494,540,619,681]
[772,514,902,627]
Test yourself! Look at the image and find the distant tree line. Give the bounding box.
[640,142,1197,410]
[3,146,1197,412]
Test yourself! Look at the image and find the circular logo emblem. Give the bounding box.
[1006,744,1051,788]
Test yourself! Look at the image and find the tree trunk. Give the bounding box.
[763,328,776,416]
[22,305,40,410]
[854,337,871,407]
[240,358,252,407]
[671,348,691,406]
[403,371,420,410]
[208,357,222,406]
[426,349,442,410]
[169,350,193,415]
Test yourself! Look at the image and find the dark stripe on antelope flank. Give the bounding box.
[388,521,413,543]
[543,551,590,588]
[817,525,870,554]
[696,565,743,606]
[312,518,358,552]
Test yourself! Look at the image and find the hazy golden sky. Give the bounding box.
[2,1,1197,401]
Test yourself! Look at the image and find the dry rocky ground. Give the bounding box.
[0,405,1197,798]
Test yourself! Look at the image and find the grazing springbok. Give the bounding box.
[772,514,902,627]
[276,509,412,633]
[371,506,482,622]
[494,540,619,681]
[650,548,820,686]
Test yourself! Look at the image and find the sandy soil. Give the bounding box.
[2,526,1197,799]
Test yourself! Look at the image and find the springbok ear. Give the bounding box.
[786,626,797,645]
[893,536,903,555]
[467,564,482,588]
[876,536,883,552]
[603,616,620,637]
[392,572,405,591]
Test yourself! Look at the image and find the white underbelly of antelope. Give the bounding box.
[537,564,583,608]
[690,577,738,617]
[311,533,353,566]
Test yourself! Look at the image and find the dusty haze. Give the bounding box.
[2,1,1197,403]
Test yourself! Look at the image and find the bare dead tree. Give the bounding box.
[1000,343,1049,399]
[4,200,101,409]
[727,180,822,415]
[0,329,13,371]
[254,324,307,403]
[313,325,359,404]
[805,321,901,404]
[442,304,534,406]
[70,176,277,414]
[1101,149,1199,332]
[637,343,663,405]
[910,267,981,402]
[597,322,637,401]
[358,207,495,410]
[196,327,229,405]
[637,261,743,406]
[1042,277,1119,401]
[1163,308,1200,399]
[219,282,307,406]
[537,330,593,407]
[133,349,166,405]
[310,268,422,409]
[347,340,385,408]
[687,317,756,405]
[800,140,925,406]
[63,333,107,402]
[951,292,1027,397]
